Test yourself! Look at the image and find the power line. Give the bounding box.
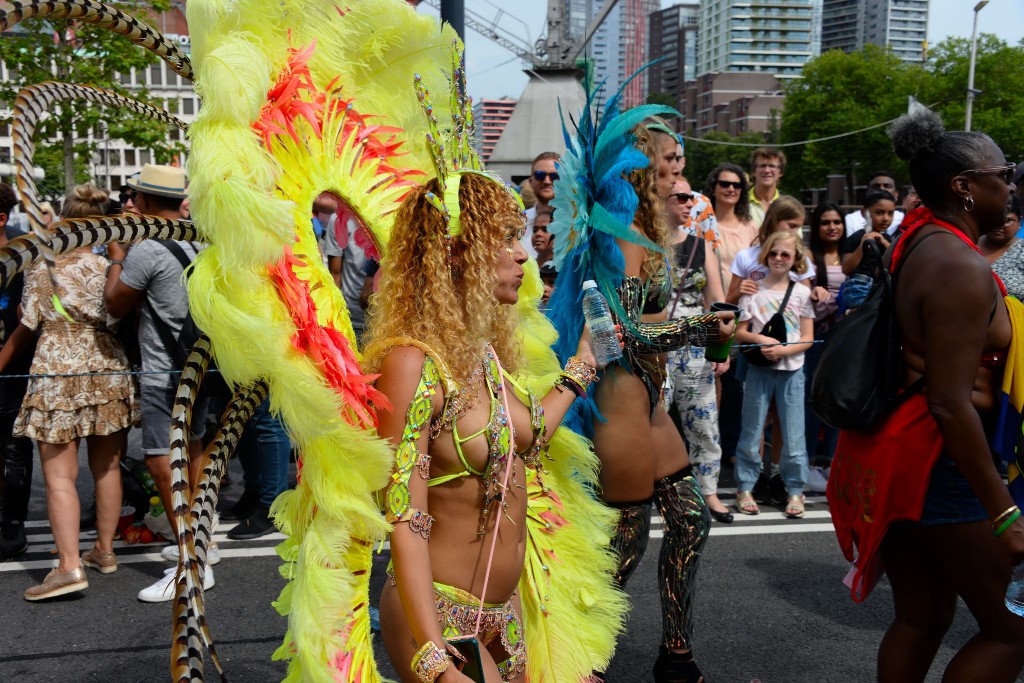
[681,102,940,148]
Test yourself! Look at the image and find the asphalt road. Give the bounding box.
[0,440,1017,683]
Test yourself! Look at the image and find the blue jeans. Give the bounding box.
[735,365,809,495]
[237,398,292,510]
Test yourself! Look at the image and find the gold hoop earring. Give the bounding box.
[963,194,975,212]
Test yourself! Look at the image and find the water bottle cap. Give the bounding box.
[150,496,160,505]
[582,280,597,290]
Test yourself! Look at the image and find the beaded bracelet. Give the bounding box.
[411,641,450,682]
[994,509,1022,537]
[564,356,598,387]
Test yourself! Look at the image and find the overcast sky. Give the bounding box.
[416,0,1023,101]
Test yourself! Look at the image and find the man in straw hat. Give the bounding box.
[102,164,217,601]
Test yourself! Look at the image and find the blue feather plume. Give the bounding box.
[547,68,681,436]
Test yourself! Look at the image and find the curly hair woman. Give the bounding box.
[588,122,734,683]
[364,172,616,683]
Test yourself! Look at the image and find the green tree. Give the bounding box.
[779,45,933,194]
[0,2,180,199]
[926,35,1024,163]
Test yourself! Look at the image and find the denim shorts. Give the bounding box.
[917,451,988,526]
[140,383,210,456]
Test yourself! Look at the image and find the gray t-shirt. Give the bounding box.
[120,239,202,388]
[323,215,369,331]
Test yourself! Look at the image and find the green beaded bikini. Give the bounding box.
[384,346,546,538]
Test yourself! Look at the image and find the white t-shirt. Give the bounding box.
[730,245,816,286]
[738,282,814,372]
[845,209,904,237]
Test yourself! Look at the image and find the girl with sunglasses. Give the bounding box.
[733,230,814,518]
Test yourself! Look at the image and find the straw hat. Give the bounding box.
[126,164,187,199]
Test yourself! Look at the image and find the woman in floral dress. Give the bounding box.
[0,183,137,600]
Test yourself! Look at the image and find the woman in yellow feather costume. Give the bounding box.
[0,0,627,680]
[184,0,627,681]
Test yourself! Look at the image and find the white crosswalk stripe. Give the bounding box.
[3,496,835,572]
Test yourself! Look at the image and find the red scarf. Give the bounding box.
[827,205,1004,601]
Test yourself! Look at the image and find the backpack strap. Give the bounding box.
[141,240,200,369]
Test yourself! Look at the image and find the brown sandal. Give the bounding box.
[735,491,759,515]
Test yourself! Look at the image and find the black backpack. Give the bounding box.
[143,240,204,372]
[808,235,935,430]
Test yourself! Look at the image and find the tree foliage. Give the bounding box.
[926,35,1024,164]
[777,38,1024,195]
[0,1,181,200]
[779,45,931,194]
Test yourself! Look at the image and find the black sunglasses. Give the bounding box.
[962,164,1016,185]
[717,179,743,190]
[532,170,559,182]
[669,192,696,202]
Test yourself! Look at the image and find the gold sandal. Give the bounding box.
[785,494,805,519]
[735,491,759,516]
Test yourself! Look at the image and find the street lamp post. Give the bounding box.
[965,0,989,132]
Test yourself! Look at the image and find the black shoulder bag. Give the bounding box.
[742,280,795,367]
[808,234,938,430]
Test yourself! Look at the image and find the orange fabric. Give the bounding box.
[827,393,943,601]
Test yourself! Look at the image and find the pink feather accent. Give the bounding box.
[269,250,390,428]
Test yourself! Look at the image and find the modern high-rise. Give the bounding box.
[648,4,700,111]
[696,0,816,81]
[585,0,659,108]
[820,0,929,63]
[473,98,517,163]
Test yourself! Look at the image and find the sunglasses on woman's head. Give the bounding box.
[717,180,743,190]
[962,164,1016,185]
[532,170,559,182]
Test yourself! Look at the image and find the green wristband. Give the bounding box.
[994,509,1022,537]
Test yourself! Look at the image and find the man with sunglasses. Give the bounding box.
[524,151,560,259]
[845,170,906,237]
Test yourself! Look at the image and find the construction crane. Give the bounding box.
[415,0,622,180]
[418,0,620,70]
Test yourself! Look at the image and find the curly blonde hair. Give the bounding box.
[628,121,673,277]
[364,173,523,383]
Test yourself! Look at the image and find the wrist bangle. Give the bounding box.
[411,641,450,682]
[994,509,1022,537]
[994,505,1020,526]
[563,356,597,387]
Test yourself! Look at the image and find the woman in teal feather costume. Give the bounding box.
[548,82,735,682]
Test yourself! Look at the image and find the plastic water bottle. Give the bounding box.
[1006,562,1024,616]
[582,280,622,367]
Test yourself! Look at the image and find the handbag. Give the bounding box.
[808,236,935,430]
[741,281,795,367]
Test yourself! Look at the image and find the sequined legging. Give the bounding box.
[610,466,711,650]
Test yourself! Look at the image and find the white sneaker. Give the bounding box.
[807,466,829,494]
[160,543,221,565]
[138,565,216,603]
